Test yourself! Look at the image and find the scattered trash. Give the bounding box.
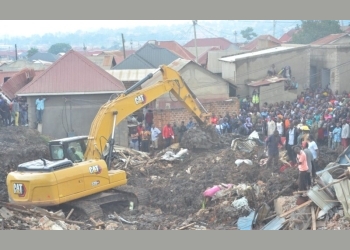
[235,159,253,167]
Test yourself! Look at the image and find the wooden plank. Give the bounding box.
[280,200,312,218]
[311,206,316,230]
[177,222,195,230]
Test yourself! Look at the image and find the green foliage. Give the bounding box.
[48,43,72,55]
[27,47,38,58]
[291,20,342,44]
[241,27,257,41]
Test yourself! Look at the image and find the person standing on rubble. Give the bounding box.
[265,130,283,168]
[178,121,187,143]
[140,128,151,153]
[294,145,309,193]
[332,122,342,150]
[129,127,139,151]
[267,117,276,136]
[162,123,174,148]
[285,121,299,166]
[341,119,350,150]
[150,123,161,150]
[302,141,314,188]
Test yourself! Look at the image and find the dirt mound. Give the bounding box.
[0,127,51,201]
[126,144,299,228]
[179,125,222,150]
[317,146,338,170]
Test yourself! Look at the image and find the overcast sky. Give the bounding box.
[0,20,192,37]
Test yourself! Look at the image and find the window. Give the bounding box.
[51,145,64,160]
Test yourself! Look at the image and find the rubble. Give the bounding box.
[1,126,350,230]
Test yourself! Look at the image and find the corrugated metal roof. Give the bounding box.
[136,43,180,68]
[86,55,116,70]
[311,33,350,45]
[219,46,302,63]
[16,49,125,96]
[261,216,286,230]
[241,35,282,51]
[147,40,195,60]
[112,54,155,70]
[279,28,300,43]
[1,68,35,99]
[183,37,236,50]
[28,52,59,62]
[247,77,288,87]
[106,69,157,82]
[112,43,180,70]
[307,185,337,213]
[0,59,50,72]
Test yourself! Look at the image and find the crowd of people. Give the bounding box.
[0,95,28,127]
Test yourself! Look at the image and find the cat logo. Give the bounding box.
[135,94,146,105]
[13,183,26,197]
[91,180,100,186]
[89,165,102,174]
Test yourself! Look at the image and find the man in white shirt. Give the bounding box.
[341,119,350,150]
[267,117,276,137]
[150,124,161,150]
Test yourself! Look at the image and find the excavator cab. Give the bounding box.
[49,136,88,163]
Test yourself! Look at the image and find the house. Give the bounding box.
[310,33,350,46]
[28,52,60,63]
[111,43,180,70]
[247,77,293,106]
[219,45,310,97]
[279,28,300,43]
[1,68,36,100]
[183,37,238,51]
[0,59,49,86]
[15,49,129,146]
[310,44,350,92]
[340,26,350,33]
[206,49,249,74]
[86,54,117,70]
[183,37,239,67]
[139,58,238,130]
[146,40,195,61]
[241,35,281,51]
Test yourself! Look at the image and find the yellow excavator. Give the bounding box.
[6,65,211,219]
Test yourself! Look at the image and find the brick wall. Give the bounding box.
[152,97,240,130]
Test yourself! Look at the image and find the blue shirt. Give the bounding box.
[332,127,342,142]
[36,98,46,110]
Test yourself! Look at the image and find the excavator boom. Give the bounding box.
[84,65,208,161]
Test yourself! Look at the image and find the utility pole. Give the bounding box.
[273,20,276,37]
[15,44,18,61]
[192,20,199,63]
[234,31,237,43]
[121,34,126,59]
[130,39,133,50]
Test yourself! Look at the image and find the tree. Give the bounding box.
[241,27,257,42]
[291,20,342,44]
[48,43,72,55]
[27,47,38,58]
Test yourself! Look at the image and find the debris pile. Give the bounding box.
[180,125,222,150]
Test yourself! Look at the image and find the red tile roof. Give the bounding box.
[16,50,125,96]
[147,40,195,60]
[310,33,350,45]
[1,68,36,99]
[241,35,281,51]
[198,47,220,66]
[183,37,234,50]
[279,28,300,43]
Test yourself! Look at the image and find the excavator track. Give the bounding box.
[62,186,150,220]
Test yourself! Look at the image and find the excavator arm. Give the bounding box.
[84,65,209,161]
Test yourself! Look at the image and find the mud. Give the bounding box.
[0,126,340,230]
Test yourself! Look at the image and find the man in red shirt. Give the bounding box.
[162,123,174,148]
[294,145,309,192]
[210,113,218,125]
